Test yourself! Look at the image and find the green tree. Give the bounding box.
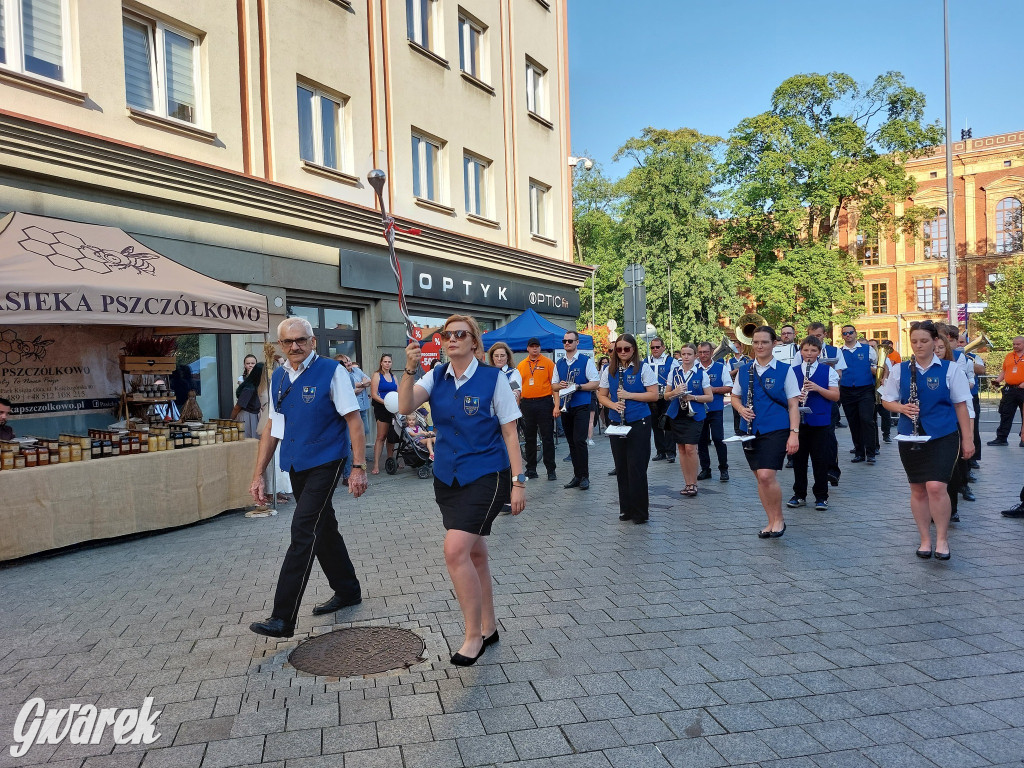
[614,128,742,343]
[571,161,626,333]
[720,71,943,327]
[978,255,1024,350]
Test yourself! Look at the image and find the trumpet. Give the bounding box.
[559,368,578,413]
[673,368,696,417]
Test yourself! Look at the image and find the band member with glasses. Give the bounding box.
[666,343,713,497]
[399,316,524,666]
[598,334,659,523]
[787,336,840,511]
[370,353,399,475]
[731,326,801,538]
[772,324,799,365]
[729,346,753,435]
[556,331,600,490]
[806,322,842,485]
[516,338,560,481]
[487,343,522,402]
[957,332,985,469]
[880,320,974,561]
[646,337,678,462]
[696,341,733,483]
[933,332,974,522]
[248,317,368,638]
[837,324,878,464]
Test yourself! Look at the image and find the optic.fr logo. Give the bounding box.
[9,697,162,757]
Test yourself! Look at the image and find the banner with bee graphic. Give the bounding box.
[0,325,123,419]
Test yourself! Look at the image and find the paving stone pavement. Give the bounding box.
[2,418,1023,768]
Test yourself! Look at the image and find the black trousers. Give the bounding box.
[733,406,743,436]
[947,432,968,515]
[698,409,728,471]
[562,403,591,480]
[972,394,982,461]
[609,417,652,521]
[272,458,360,625]
[995,387,1024,441]
[875,402,891,438]
[650,397,674,456]
[521,396,555,473]
[840,384,878,458]
[792,424,831,501]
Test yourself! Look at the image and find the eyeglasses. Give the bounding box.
[562,338,576,344]
[278,337,310,347]
[440,329,470,341]
[650,344,663,349]
[841,330,856,336]
[615,346,633,353]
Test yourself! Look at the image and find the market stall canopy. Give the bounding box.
[0,212,268,333]
[481,308,593,352]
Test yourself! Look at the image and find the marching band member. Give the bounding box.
[837,324,879,465]
[958,331,985,469]
[488,342,522,402]
[806,322,842,485]
[696,341,732,482]
[772,324,799,366]
[555,331,600,490]
[934,332,974,520]
[598,334,659,524]
[646,337,677,462]
[665,343,713,497]
[880,320,974,560]
[731,326,801,538]
[730,346,753,435]
[787,336,840,511]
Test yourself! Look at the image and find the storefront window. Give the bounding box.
[409,313,496,332]
[287,304,361,363]
[174,334,219,419]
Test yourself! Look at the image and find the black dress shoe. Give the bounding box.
[250,618,295,638]
[697,468,712,481]
[961,486,976,502]
[1000,502,1024,518]
[967,473,979,483]
[968,459,980,469]
[849,449,856,454]
[784,458,794,469]
[851,456,865,463]
[828,472,840,487]
[950,512,960,522]
[618,513,632,521]
[987,439,1008,446]
[632,517,649,524]
[720,470,730,482]
[525,471,539,479]
[652,453,666,462]
[579,478,590,490]
[882,435,892,443]
[482,630,500,647]
[564,477,581,489]
[608,468,617,476]
[450,646,485,666]
[563,454,572,462]
[866,455,876,465]
[312,593,362,615]
[547,471,557,481]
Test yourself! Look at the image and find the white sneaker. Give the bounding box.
[586,439,595,446]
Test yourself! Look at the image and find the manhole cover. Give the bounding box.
[289,627,425,677]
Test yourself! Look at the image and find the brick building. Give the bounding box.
[836,131,1024,353]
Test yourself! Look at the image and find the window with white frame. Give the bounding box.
[939,277,949,309]
[412,133,442,202]
[463,153,489,217]
[915,278,934,311]
[297,83,345,171]
[525,59,546,117]
[406,0,436,52]
[996,197,1023,254]
[922,208,948,259]
[122,12,200,124]
[458,13,484,80]
[0,0,70,82]
[529,180,550,237]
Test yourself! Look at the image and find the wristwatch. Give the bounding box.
[790,429,799,434]
[352,463,366,470]
[513,473,527,484]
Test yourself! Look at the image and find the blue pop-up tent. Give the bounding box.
[482,308,593,352]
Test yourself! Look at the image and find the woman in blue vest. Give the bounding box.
[665,343,713,497]
[788,336,840,511]
[597,333,659,523]
[880,321,974,560]
[730,327,801,538]
[487,342,522,402]
[399,315,524,666]
[370,353,398,474]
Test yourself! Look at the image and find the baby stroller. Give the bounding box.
[384,410,433,479]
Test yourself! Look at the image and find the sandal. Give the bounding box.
[680,484,698,497]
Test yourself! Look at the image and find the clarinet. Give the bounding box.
[745,364,755,435]
[908,362,923,450]
[616,368,627,424]
[799,360,812,423]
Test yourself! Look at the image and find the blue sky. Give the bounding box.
[568,0,1023,177]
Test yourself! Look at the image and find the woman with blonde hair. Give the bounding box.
[488,342,522,401]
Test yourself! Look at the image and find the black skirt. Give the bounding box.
[670,413,703,445]
[372,400,392,424]
[898,430,960,484]
[743,428,790,472]
[434,468,511,536]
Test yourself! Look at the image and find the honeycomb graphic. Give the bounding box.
[0,329,23,365]
[18,226,112,275]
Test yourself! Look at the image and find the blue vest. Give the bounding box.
[557,355,592,409]
[274,356,351,473]
[666,367,707,422]
[647,356,674,386]
[608,364,651,423]
[840,345,873,387]
[821,344,839,361]
[730,355,751,372]
[897,360,959,439]
[736,362,791,434]
[955,350,979,397]
[429,364,509,485]
[703,360,727,412]
[794,362,833,427]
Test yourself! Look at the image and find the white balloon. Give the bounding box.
[384,391,400,414]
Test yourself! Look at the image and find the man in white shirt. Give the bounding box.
[836,324,879,464]
[646,337,678,461]
[555,331,601,489]
[772,324,799,366]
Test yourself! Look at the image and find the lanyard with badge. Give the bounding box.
[271,354,317,438]
[1013,352,1024,375]
[528,359,543,387]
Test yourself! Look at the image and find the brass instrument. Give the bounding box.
[735,313,766,346]
[674,367,696,417]
[711,336,739,362]
[559,368,578,413]
[962,333,991,354]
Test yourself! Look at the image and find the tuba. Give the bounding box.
[735,313,766,346]
[711,336,739,362]
[962,334,991,355]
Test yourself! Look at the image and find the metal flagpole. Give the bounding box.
[667,261,673,351]
[943,0,958,325]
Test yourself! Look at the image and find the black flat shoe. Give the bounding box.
[312,592,362,615]
[482,630,500,648]
[758,529,772,539]
[652,453,666,462]
[916,549,933,559]
[250,617,295,638]
[934,550,951,561]
[961,487,976,502]
[618,513,632,521]
[720,470,730,482]
[579,478,590,490]
[866,456,876,465]
[851,456,865,463]
[769,523,786,538]
[451,647,485,666]
[632,517,649,525]
[987,440,1008,446]
[563,477,580,489]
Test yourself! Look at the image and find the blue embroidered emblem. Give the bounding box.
[463,396,480,416]
[926,376,940,391]
[302,386,316,403]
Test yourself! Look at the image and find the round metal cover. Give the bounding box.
[289,627,425,677]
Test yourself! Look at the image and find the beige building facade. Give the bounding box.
[0,0,587,429]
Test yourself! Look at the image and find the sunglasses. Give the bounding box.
[615,346,633,353]
[440,329,470,340]
[841,330,856,336]
[278,337,310,347]
[650,345,663,349]
[562,338,576,344]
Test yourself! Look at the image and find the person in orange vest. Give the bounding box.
[516,338,561,480]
